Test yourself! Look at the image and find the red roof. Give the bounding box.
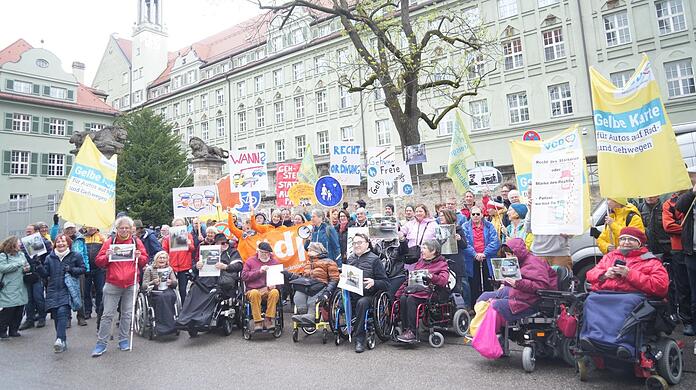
[0,38,33,66]
[115,37,133,63]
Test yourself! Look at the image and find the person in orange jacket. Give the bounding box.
[227,211,262,261]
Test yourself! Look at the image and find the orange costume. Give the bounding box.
[227,213,277,261]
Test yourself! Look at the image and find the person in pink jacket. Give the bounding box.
[241,242,280,332]
[398,203,438,271]
[394,240,449,343]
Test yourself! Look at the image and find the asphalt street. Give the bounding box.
[2,315,695,390]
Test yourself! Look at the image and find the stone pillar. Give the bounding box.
[190,158,225,186]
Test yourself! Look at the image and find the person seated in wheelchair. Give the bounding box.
[288,242,339,325]
[394,239,450,344]
[141,251,179,335]
[346,233,389,353]
[241,242,280,332]
[212,234,243,299]
[476,238,557,326]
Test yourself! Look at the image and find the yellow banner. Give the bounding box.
[57,136,117,230]
[590,55,690,197]
[297,144,318,184]
[447,111,476,195]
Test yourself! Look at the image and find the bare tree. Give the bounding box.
[255,0,499,148]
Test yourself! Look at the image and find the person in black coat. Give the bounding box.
[34,234,86,353]
[335,210,353,263]
[438,209,470,308]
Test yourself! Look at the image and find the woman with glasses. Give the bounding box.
[462,206,501,302]
[398,204,437,272]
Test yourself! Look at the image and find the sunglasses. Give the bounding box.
[471,213,481,216]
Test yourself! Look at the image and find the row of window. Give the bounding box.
[6,193,60,213]
[3,113,106,135]
[161,88,225,118]
[2,151,72,177]
[5,79,75,101]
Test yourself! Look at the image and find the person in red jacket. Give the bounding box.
[586,227,669,298]
[663,191,694,335]
[162,217,195,303]
[91,216,148,357]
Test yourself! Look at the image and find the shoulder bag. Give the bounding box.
[403,222,431,264]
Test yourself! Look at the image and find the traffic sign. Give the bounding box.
[314,176,343,207]
[233,191,261,213]
[522,130,541,141]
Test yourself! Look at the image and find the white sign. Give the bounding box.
[169,226,189,252]
[531,149,584,235]
[468,166,503,194]
[338,264,364,296]
[228,150,269,192]
[109,244,135,262]
[21,232,47,258]
[199,245,221,277]
[366,148,413,199]
[266,264,285,286]
[172,186,218,218]
[329,143,362,186]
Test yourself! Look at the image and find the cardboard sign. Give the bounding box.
[228,150,269,192]
[467,166,503,194]
[21,232,47,258]
[216,175,242,210]
[173,186,218,218]
[329,143,362,186]
[199,245,221,277]
[288,182,317,207]
[404,143,427,165]
[275,163,300,207]
[367,160,413,198]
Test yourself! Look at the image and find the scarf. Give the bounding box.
[338,221,349,233]
[56,248,70,261]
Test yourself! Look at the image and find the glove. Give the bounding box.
[53,213,59,225]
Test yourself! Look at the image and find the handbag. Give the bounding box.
[556,304,578,338]
[403,222,431,264]
[469,300,490,338]
[472,306,503,359]
[64,273,82,311]
[290,277,324,295]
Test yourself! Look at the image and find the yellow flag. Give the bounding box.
[590,55,691,198]
[297,144,318,184]
[57,136,117,230]
[447,111,475,194]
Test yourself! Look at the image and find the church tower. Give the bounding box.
[131,0,168,107]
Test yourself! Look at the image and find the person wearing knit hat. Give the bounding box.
[506,203,532,247]
[241,240,280,332]
[618,226,647,246]
[597,197,645,254]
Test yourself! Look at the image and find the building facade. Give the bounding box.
[0,39,118,236]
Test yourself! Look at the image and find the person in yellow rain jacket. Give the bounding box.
[597,197,645,254]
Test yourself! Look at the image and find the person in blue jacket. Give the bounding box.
[462,205,501,302]
[63,222,90,327]
[134,219,163,262]
[306,209,341,267]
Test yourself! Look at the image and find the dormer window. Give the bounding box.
[36,59,49,68]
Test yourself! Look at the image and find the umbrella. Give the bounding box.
[343,289,352,342]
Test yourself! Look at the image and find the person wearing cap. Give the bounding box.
[597,197,645,254]
[241,242,281,331]
[63,222,90,327]
[505,203,531,247]
[83,226,105,321]
[676,166,696,337]
[288,242,339,325]
[586,227,668,297]
[134,219,162,263]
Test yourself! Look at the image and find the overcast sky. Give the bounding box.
[0,0,264,85]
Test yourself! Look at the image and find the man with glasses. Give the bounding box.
[462,206,501,302]
[446,196,466,225]
[241,242,281,332]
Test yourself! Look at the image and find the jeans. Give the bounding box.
[97,283,136,344]
[53,304,70,342]
[684,254,696,324]
[176,272,189,303]
[399,295,427,331]
[24,280,46,322]
[459,276,472,309]
[84,268,106,316]
[0,305,23,334]
[246,288,279,322]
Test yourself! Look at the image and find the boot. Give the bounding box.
[19,321,34,331]
[355,336,365,353]
[36,318,46,328]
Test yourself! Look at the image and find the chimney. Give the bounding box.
[72,61,85,84]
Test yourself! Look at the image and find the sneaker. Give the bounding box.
[264,317,275,330]
[118,339,130,351]
[91,342,107,357]
[77,318,87,327]
[36,319,46,328]
[18,321,34,331]
[397,329,417,343]
[53,338,65,353]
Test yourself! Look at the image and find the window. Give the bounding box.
[273,69,283,87]
[339,86,352,108]
[254,75,264,92]
[468,54,485,80]
[507,91,529,124]
[376,119,391,146]
[133,90,142,104]
[275,139,286,162]
[201,121,209,140]
[341,126,354,141]
[295,96,305,118]
[173,76,182,89]
[293,62,304,81]
[498,0,518,19]
[475,160,495,167]
[123,94,130,107]
[186,125,194,143]
[186,70,195,84]
[10,151,30,175]
[604,11,631,47]
[255,106,265,127]
[274,101,284,124]
[13,80,32,93]
[270,35,283,52]
[90,123,105,131]
[122,72,128,85]
[216,89,224,105]
[47,153,64,177]
[200,94,208,109]
[664,59,695,98]
[548,82,573,116]
[438,113,457,136]
[9,194,29,212]
[469,99,490,130]
[256,143,265,150]
[316,90,327,114]
[160,107,167,118]
[656,0,687,35]
[216,117,225,138]
[542,28,565,61]
[238,111,247,132]
[503,38,523,70]
[538,0,559,7]
[12,114,30,132]
[295,135,306,158]
[610,69,634,88]
[337,48,349,66]
[237,81,246,97]
[187,98,193,113]
[317,130,329,155]
[374,82,384,101]
[174,103,180,116]
[47,194,58,212]
[314,55,327,74]
[49,118,66,135]
[49,87,66,99]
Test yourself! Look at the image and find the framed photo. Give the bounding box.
[199,245,221,277]
[109,244,135,262]
[368,216,398,241]
[436,224,457,255]
[21,232,47,258]
[338,264,364,296]
[490,257,522,281]
[169,225,189,252]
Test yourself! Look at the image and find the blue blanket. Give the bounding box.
[579,292,645,358]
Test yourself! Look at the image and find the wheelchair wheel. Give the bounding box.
[367,332,376,350]
[373,292,391,342]
[452,309,470,337]
[646,375,669,390]
[560,337,578,367]
[292,329,299,343]
[301,326,317,336]
[655,338,682,385]
[273,326,283,338]
[221,317,233,336]
[134,293,147,337]
[522,346,536,373]
[429,332,445,348]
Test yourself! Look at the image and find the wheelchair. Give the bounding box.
[134,285,182,340]
[240,283,284,340]
[330,288,391,349]
[291,289,336,344]
[575,291,684,389]
[496,266,578,372]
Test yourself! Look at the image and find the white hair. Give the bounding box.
[205,226,217,235]
[114,216,134,228]
[171,217,186,226]
[311,209,325,219]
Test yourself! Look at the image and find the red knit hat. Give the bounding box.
[619,226,646,246]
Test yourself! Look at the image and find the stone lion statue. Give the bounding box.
[189,136,229,160]
[69,125,127,159]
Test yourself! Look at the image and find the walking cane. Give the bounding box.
[128,250,139,351]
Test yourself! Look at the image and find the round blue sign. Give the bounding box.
[314,176,343,207]
[402,184,413,195]
[368,166,378,177]
[234,191,261,213]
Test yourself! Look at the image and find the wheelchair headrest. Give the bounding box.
[551,265,573,292]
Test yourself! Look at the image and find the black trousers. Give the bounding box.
[399,295,427,331]
[669,251,692,324]
[470,259,493,303]
[351,293,372,341]
[0,305,24,334]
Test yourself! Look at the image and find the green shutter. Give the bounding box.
[40,153,48,176]
[5,80,13,91]
[32,84,40,95]
[31,116,39,133]
[42,118,50,134]
[66,120,73,136]
[2,151,11,175]
[84,123,91,131]
[65,154,73,177]
[4,113,12,130]
[42,86,50,96]
[66,90,74,100]
[30,152,38,175]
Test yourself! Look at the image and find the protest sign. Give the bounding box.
[366,147,413,199]
[233,223,313,272]
[173,186,217,218]
[199,245,221,277]
[491,257,521,281]
[233,191,261,213]
[531,149,584,235]
[228,150,269,192]
[368,216,398,240]
[329,143,361,185]
[315,176,343,207]
[275,163,300,207]
[156,268,172,290]
[338,264,363,296]
[216,175,242,210]
[404,143,427,165]
[21,232,47,258]
[467,166,502,194]
[109,244,135,262]
[436,224,457,255]
[266,264,285,286]
[169,226,189,252]
[288,183,317,207]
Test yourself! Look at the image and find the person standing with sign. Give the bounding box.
[162,218,195,302]
[463,206,501,302]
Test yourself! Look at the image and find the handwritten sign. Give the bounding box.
[228,150,268,192]
[288,182,317,207]
[366,150,413,199]
[330,143,362,186]
[173,186,218,218]
[275,163,300,207]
